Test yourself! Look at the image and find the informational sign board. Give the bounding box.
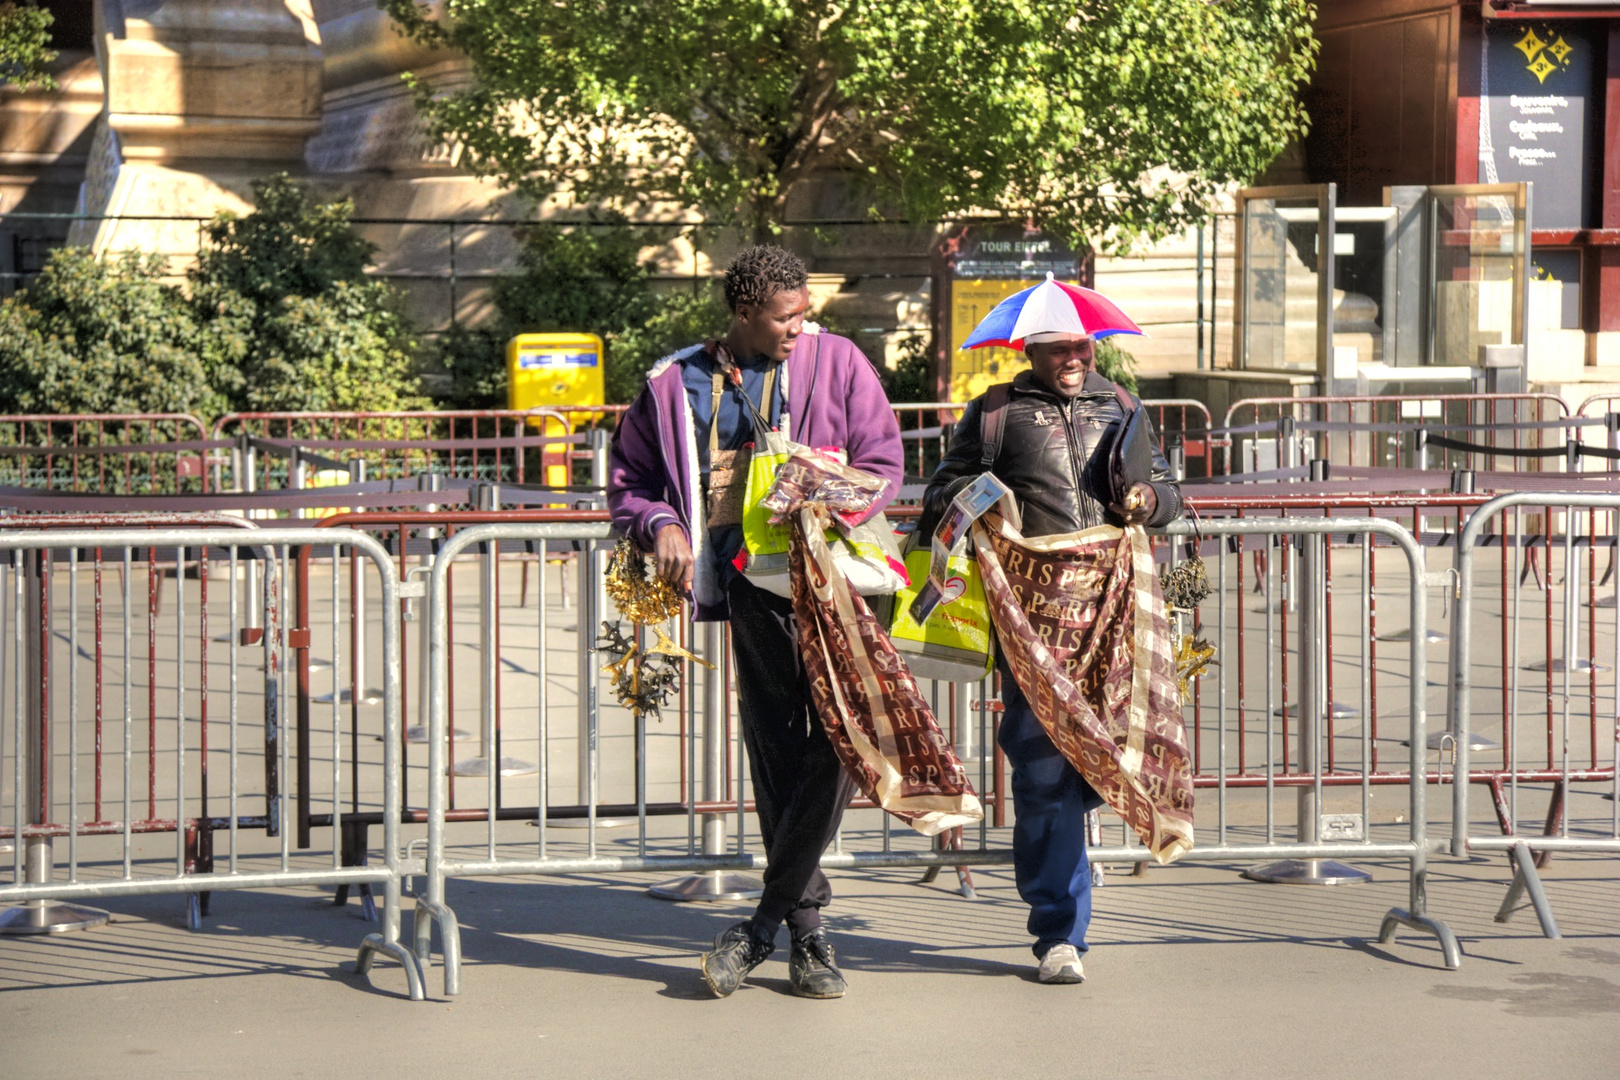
[946,227,1081,401]
[1482,22,1593,230]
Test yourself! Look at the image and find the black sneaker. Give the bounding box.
[788,929,847,999]
[700,921,774,998]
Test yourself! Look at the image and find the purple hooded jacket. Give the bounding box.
[607,330,904,621]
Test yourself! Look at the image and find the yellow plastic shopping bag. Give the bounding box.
[885,544,994,683]
[735,431,906,598]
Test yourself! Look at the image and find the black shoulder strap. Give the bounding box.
[1111,381,1138,415]
[979,382,1011,469]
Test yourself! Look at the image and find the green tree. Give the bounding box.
[190,174,428,413]
[436,220,726,407]
[0,0,56,91]
[609,284,730,404]
[0,249,232,417]
[381,0,1317,249]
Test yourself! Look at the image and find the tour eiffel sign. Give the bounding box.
[1484,20,1591,229]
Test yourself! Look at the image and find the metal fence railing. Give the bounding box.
[1449,492,1620,940]
[0,527,423,999]
[404,513,1459,997]
[6,414,1620,999]
[0,414,214,495]
[1217,394,1573,477]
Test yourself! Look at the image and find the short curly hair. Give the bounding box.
[723,245,808,312]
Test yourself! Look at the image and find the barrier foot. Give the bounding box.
[185,894,202,932]
[0,900,110,935]
[1378,908,1462,970]
[403,724,472,744]
[647,870,764,902]
[411,898,462,997]
[335,823,379,923]
[450,755,538,778]
[914,863,978,899]
[1496,842,1561,939]
[356,934,427,1001]
[1241,858,1372,885]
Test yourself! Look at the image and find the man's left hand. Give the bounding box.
[1114,482,1157,525]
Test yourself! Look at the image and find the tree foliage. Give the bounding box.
[382,0,1317,249]
[0,0,56,91]
[190,175,427,414]
[436,222,729,407]
[0,250,232,417]
[0,175,426,420]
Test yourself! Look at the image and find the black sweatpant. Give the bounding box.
[726,574,857,938]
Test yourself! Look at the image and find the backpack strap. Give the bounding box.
[979,382,1011,469]
[1111,381,1138,415]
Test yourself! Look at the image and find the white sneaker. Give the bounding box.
[1037,944,1085,984]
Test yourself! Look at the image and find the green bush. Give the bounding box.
[1094,336,1139,394]
[609,284,730,403]
[0,174,426,421]
[191,174,427,414]
[0,249,232,417]
[436,221,727,407]
[238,281,426,413]
[193,179,374,307]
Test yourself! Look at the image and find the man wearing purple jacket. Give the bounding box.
[607,246,903,1000]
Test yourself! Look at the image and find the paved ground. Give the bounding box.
[1,836,1616,1080]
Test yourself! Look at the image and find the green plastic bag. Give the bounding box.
[735,429,906,598]
[885,544,994,683]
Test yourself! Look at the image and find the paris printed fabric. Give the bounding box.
[770,454,983,836]
[973,512,1194,862]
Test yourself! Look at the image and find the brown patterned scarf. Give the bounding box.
[767,453,983,836]
[973,512,1194,862]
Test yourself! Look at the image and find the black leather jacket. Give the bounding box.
[920,370,1183,539]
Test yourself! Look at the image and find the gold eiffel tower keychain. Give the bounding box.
[599,537,713,720]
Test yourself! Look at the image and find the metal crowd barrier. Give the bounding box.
[1449,491,1620,939]
[0,413,214,495]
[1184,480,1618,859]
[1217,393,1572,477]
[210,407,621,492]
[407,514,1456,998]
[0,526,423,1000]
[890,400,1214,489]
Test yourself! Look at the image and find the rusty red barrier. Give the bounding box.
[0,413,214,495]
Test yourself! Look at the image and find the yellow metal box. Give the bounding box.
[506,332,605,414]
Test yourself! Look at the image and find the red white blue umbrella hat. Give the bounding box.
[961,272,1144,351]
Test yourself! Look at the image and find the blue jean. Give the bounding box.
[998,659,1104,958]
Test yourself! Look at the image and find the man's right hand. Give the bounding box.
[654,523,694,593]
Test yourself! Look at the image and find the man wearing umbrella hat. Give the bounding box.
[920,276,1183,984]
